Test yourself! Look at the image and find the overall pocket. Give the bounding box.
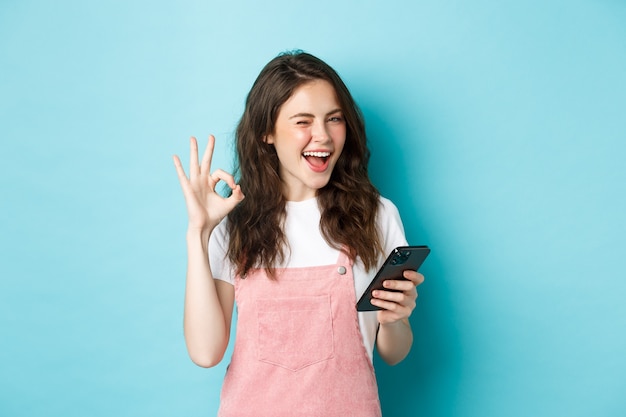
[256,295,335,371]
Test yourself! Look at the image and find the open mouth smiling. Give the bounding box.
[302,151,331,171]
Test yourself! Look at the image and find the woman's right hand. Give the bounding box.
[173,135,245,232]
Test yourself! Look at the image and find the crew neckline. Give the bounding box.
[285,196,318,205]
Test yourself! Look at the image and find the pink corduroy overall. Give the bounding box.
[217,250,382,417]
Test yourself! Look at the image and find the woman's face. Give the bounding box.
[266,79,346,201]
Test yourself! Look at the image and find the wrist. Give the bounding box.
[186,227,212,245]
[379,318,411,331]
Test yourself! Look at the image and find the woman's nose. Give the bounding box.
[311,120,329,142]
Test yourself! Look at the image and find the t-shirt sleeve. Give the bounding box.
[208,218,235,285]
[378,197,409,258]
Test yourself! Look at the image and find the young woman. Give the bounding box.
[173,51,425,417]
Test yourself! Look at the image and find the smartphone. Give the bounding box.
[356,246,430,311]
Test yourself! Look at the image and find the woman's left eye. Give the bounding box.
[328,116,343,123]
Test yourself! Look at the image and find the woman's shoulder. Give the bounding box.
[377,195,402,219]
[376,195,408,248]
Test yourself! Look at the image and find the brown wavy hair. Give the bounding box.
[227,51,383,278]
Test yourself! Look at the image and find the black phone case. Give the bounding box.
[356,246,430,311]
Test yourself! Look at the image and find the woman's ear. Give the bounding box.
[264,134,274,144]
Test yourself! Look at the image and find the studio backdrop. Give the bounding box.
[1,1,624,416]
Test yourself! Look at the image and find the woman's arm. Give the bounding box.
[372,270,425,365]
[173,135,244,367]
[183,228,235,367]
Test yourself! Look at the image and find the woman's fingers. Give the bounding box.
[231,184,245,201]
[373,286,415,323]
[372,271,425,323]
[373,287,414,306]
[189,137,201,182]
[200,135,215,177]
[174,142,239,198]
[173,154,204,213]
[209,170,246,211]
[403,270,425,287]
[371,297,407,313]
[209,169,238,190]
[382,279,416,293]
[173,135,245,228]
[222,184,246,212]
[173,155,192,191]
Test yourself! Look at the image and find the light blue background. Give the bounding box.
[1,1,625,416]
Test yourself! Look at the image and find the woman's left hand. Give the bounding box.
[372,270,425,325]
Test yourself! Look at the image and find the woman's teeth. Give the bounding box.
[303,151,330,157]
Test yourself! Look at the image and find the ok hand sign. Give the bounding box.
[173,135,245,233]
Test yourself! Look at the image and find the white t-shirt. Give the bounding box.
[209,196,408,362]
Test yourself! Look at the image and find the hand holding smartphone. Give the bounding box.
[356,246,430,311]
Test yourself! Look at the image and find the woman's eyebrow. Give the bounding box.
[288,109,342,119]
[289,112,314,119]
